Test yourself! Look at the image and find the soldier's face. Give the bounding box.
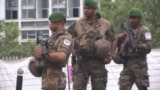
[84,6,96,18]
[129,16,141,26]
[49,22,57,32]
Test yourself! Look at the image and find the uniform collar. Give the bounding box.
[52,29,66,38]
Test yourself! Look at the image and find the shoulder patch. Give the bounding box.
[63,39,71,46]
[144,32,152,40]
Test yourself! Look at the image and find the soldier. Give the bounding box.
[68,0,117,90]
[29,11,72,90]
[113,8,152,90]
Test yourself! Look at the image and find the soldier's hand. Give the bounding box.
[124,36,131,45]
[104,55,112,64]
[117,33,127,41]
[35,46,42,59]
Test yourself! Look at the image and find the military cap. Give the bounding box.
[49,11,66,22]
[129,8,142,17]
[84,0,97,9]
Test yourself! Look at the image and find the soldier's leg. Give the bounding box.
[134,65,149,90]
[58,72,66,90]
[135,72,149,90]
[119,69,134,90]
[42,68,61,90]
[90,64,107,90]
[73,64,88,90]
[136,85,148,90]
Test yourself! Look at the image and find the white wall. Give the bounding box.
[0,0,5,20]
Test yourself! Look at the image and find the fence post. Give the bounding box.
[16,68,24,90]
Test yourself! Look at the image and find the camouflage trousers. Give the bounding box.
[72,59,108,90]
[42,68,66,90]
[119,58,149,90]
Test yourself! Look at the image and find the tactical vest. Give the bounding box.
[74,18,112,58]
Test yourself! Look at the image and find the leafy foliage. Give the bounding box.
[0,20,36,58]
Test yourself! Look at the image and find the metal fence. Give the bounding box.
[0,50,160,90]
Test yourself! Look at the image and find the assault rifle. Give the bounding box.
[36,33,49,58]
[74,41,89,80]
[121,22,138,52]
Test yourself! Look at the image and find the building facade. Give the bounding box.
[0,0,84,43]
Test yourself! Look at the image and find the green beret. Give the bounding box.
[49,11,65,22]
[84,0,97,9]
[129,8,142,17]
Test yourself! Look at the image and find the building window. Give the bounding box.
[11,0,18,7]
[21,30,49,39]
[59,8,66,14]
[6,10,11,19]
[22,9,36,18]
[12,11,18,19]
[42,9,48,18]
[28,30,36,39]
[6,0,18,7]
[6,0,18,19]
[52,8,66,14]
[72,0,80,17]
[52,0,65,4]
[22,31,27,39]
[21,22,35,27]
[21,21,48,28]
[73,0,80,7]
[36,22,48,27]
[28,9,36,18]
[66,20,75,26]
[6,10,18,19]
[42,0,49,8]
[22,0,35,6]
[36,0,49,18]
[73,8,79,17]
[37,30,49,39]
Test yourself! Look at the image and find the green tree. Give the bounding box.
[0,20,36,59]
[0,20,19,57]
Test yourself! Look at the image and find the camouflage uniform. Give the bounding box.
[68,17,116,90]
[28,11,72,90]
[113,23,152,90]
[29,30,72,90]
[41,30,72,90]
